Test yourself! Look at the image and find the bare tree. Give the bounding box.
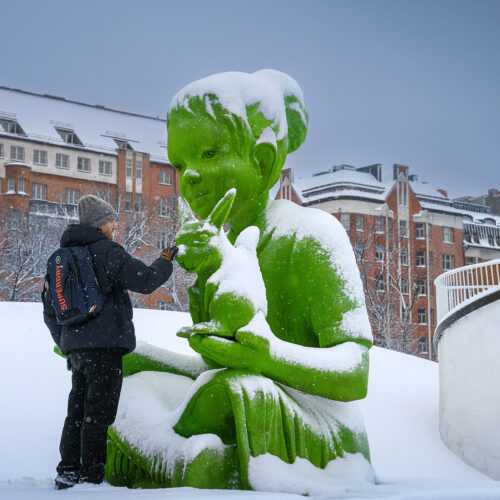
[0,211,66,301]
[351,219,419,354]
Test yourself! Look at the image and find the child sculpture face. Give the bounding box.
[167,111,268,223]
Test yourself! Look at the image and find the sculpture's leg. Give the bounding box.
[106,427,240,489]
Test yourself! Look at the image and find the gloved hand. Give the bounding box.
[160,245,178,261]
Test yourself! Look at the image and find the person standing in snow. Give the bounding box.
[43,195,177,490]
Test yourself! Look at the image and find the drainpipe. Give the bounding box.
[426,221,432,360]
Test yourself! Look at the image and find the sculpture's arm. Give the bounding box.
[189,323,369,401]
[188,234,372,401]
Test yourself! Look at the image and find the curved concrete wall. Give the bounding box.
[438,299,500,479]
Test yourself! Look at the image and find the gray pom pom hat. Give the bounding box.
[77,195,118,228]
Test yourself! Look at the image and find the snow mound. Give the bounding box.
[1,301,499,499]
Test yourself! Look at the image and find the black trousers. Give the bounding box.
[57,348,123,482]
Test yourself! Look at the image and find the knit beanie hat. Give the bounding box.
[78,195,118,228]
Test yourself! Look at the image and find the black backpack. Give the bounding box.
[43,246,107,326]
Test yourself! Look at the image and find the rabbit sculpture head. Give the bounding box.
[176,188,236,274]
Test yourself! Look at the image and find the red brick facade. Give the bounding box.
[277,166,470,360]
[0,144,181,309]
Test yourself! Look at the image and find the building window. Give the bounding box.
[96,191,111,203]
[356,214,364,232]
[18,178,26,193]
[32,183,47,201]
[55,127,83,146]
[158,197,173,217]
[136,156,142,180]
[65,188,80,205]
[77,157,91,173]
[428,224,432,240]
[488,235,495,246]
[417,308,427,324]
[135,193,142,212]
[7,178,16,192]
[400,248,408,266]
[375,216,384,233]
[56,153,69,169]
[376,273,385,292]
[1,119,25,135]
[442,226,454,243]
[418,337,428,354]
[159,170,171,185]
[10,145,25,161]
[429,279,434,297]
[415,223,425,239]
[114,139,133,150]
[158,232,169,249]
[125,192,132,211]
[401,277,409,295]
[0,143,3,158]
[416,250,426,267]
[9,210,20,229]
[340,213,350,231]
[416,279,426,296]
[399,220,408,238]
[33,149,47,165]
[126,158,133,178]
[99,160,112,176]
[465,256,475,266]
[375,245,384,262]
[442,254,454,270]
[430,308,435,326]
[157,301,172,311]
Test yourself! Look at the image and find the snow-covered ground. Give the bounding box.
[1,302,499,499]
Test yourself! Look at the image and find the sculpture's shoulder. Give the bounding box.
[263,199,347,247]
[262,199,364,305]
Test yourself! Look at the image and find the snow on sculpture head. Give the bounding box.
[167,70,308,222]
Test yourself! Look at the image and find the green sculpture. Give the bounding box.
[105,70,374,491]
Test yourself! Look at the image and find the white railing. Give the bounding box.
[435,258,500,323]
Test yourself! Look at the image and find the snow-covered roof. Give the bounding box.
[292,167,386,205]
[410,179,448,201]
[0,87,168,162]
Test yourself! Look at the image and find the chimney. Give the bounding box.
[437,189,448,198]
[393,164,409,180]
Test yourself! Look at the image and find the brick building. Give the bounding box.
[0,86,182,309]
[277,164,500,360]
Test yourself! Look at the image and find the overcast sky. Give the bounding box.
[1,0,498,198]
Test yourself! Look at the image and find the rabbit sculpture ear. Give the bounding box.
[178,197,197,226]
[208,188,236,230]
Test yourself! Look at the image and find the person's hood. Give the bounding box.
[60,224,109,247]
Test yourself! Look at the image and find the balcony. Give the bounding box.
[29,199,78,220]
[434,259,500,479]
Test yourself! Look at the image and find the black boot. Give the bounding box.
[54,470,79,490]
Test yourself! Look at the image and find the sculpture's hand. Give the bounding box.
[188,329,270,372]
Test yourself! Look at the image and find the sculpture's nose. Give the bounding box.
[183,168,201,185]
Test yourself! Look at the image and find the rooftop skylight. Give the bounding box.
[0,118,26,136]
[55,127,83,146]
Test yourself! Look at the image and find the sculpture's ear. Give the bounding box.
[208,189,236,230]
[254,141,277,188]
[178,197,197,226]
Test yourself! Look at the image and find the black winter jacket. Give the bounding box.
[43,224,173,355]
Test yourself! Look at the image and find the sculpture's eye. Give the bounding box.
[202,150,216,159]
